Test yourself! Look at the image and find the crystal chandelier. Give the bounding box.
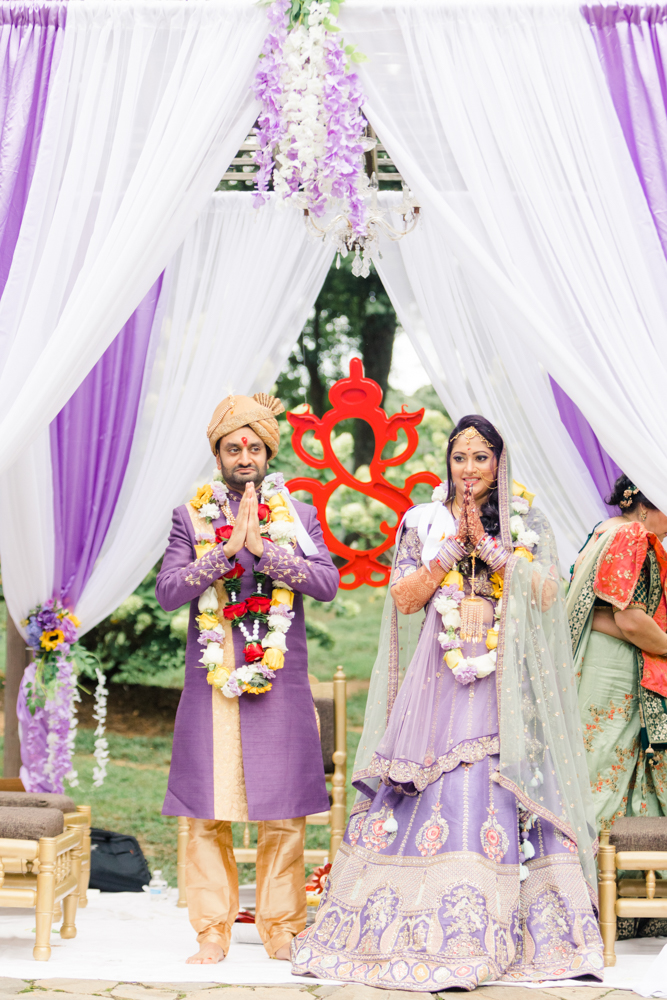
[303,172,420,278]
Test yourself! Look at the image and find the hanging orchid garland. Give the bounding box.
[253,0,369,238]
[20,599,107,792]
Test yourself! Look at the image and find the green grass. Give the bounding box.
[0,729,364,889]
[305,584,386,681]
[0,586,375,889]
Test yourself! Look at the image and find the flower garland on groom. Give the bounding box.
[156,391,338,966]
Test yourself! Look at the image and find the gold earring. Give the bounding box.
[640,508,647,522]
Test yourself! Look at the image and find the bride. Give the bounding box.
[291,415,603,989]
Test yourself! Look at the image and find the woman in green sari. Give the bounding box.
[567,475,667,833]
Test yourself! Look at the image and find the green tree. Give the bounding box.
[276,254,397,469]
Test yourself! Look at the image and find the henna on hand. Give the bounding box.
[467,496,485,547]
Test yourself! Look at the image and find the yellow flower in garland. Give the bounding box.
[444,648,464,671]
[191,484,213,510]
[195,542,216,559]
[443,570,464,591]
[271,588,294,608]
[514,547,534,562]
[512,480,535,507]
[270,509,294,523]
[490,572,504,600]
[262,647,285,671]
[207,664,231,689]
[486,628,499,650]
[66,613,81,628]
[41,629,64,651]
[197,611,219,630]
[244,679,273,695]
[267,494,289,511]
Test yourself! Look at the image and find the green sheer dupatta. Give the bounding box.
[494,444,599,903]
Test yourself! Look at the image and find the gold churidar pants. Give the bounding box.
[186,816,307,957]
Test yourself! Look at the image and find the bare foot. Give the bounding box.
[186,941,225,964]
[274,943,292,961]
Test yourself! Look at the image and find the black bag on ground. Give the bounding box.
[90,828,151,892]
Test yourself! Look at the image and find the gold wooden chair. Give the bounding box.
[598,817,667,966]
[176,666,347,908]
[0,784,91,909]
[0,807,84,960]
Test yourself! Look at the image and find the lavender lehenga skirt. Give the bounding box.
[291,598,603,991]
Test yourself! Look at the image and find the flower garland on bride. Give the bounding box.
[431,482,540,685]
[190,472,299,699]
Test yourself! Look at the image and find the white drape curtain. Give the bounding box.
[375,197,604,567]
[0,193,333,634]
[342,0,667,519]
[79,193,333,630]
[0,0,267,476]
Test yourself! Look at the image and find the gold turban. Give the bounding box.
[207,393,285,458]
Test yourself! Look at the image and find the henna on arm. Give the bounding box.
[392,562,447,615]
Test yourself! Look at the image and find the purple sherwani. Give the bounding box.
[156,491,338,821]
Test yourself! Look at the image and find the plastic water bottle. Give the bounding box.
[143,870,169,901]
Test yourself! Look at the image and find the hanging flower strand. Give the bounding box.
[253,0,369,235]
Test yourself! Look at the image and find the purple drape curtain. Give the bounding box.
[549,3,667,506]
[0,2,66,296]
[550,376,622,505]
[50,275,163,609]
[583,4,667,257]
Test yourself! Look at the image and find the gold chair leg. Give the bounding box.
[34,837,57,961]
[330,666,347,860]
[61,831,82,940]
[598,838,617,967]
[177,816,189,908]
[76,805,92,908]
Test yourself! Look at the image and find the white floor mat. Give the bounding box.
[0,889,664,992]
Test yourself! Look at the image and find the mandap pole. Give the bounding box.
[4,615,29,777]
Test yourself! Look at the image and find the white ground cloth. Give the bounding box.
[0,889,664,992]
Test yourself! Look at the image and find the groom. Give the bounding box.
[156,393,339,964]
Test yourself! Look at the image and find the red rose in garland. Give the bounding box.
[244,642,264,663]
[246,595,272,615]
[257,503,271,524]
[223,601,248,621]
[224,564,245,579]
[216,525,233,542]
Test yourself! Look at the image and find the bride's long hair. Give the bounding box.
[446,414,504,537]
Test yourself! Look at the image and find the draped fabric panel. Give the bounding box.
[374,198,604,569]
[584,3,667,258]
[341,0,667,518]
[550,376,622,506]
[0,0,267,476]
[76,193,335,631]
[0,1,66,296]
[0,193,334,642]
[50,275,163,610]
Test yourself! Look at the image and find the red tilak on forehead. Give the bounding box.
[241,436,248,445]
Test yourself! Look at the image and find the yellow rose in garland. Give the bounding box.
[191,484,213,510]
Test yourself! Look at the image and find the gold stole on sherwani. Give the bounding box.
[186,502,249,821]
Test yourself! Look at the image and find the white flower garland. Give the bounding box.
[430,484,539,683]
[193,472,297,698]
[92,668,109,788]
[65,679,81,789]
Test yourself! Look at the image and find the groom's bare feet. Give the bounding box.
[186,941,225,964]
[274,943,291,961]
